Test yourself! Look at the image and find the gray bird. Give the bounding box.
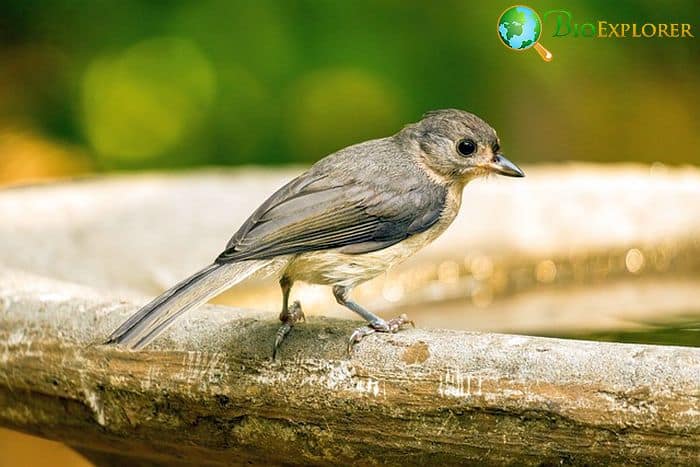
[106,109,524,357]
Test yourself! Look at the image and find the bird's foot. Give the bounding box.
[272,300,305,360]
[347,313,414,354]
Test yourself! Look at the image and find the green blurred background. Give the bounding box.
[0,0,698,186]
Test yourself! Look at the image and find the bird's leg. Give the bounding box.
[272,275,305,360]
[332,285,414,353]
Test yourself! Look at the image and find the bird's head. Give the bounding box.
[399,109,524,184]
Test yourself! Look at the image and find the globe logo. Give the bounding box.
[497,5,553,61]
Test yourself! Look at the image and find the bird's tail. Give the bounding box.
[105,260,272,349]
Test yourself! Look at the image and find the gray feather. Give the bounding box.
[216,138,447,263]
[106,260,271,349]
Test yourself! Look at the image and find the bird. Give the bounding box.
[105,109,524,358]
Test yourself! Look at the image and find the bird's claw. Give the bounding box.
[347,326,377,353]
[388,313,414,331]
[272,300,304,360]
[347,313,414,354]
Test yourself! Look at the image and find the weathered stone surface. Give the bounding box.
[0,269,698,465]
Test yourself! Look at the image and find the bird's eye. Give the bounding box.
[493,143,500,153]
[457,139,477,156]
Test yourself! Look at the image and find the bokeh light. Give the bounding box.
[81,37,215,164]
[0,126,90,185]
[625,248,645,274]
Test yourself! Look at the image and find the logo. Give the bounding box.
[545,10,694,39]
[497,5,553,62]
[498,5,694,62]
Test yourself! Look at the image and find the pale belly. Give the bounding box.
[282,235,421,287]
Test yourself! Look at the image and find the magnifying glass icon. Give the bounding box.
[497,5,553,62]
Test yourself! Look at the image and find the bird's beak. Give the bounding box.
[487,154,525,177]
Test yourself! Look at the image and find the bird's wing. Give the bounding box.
[216,171,446,263]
